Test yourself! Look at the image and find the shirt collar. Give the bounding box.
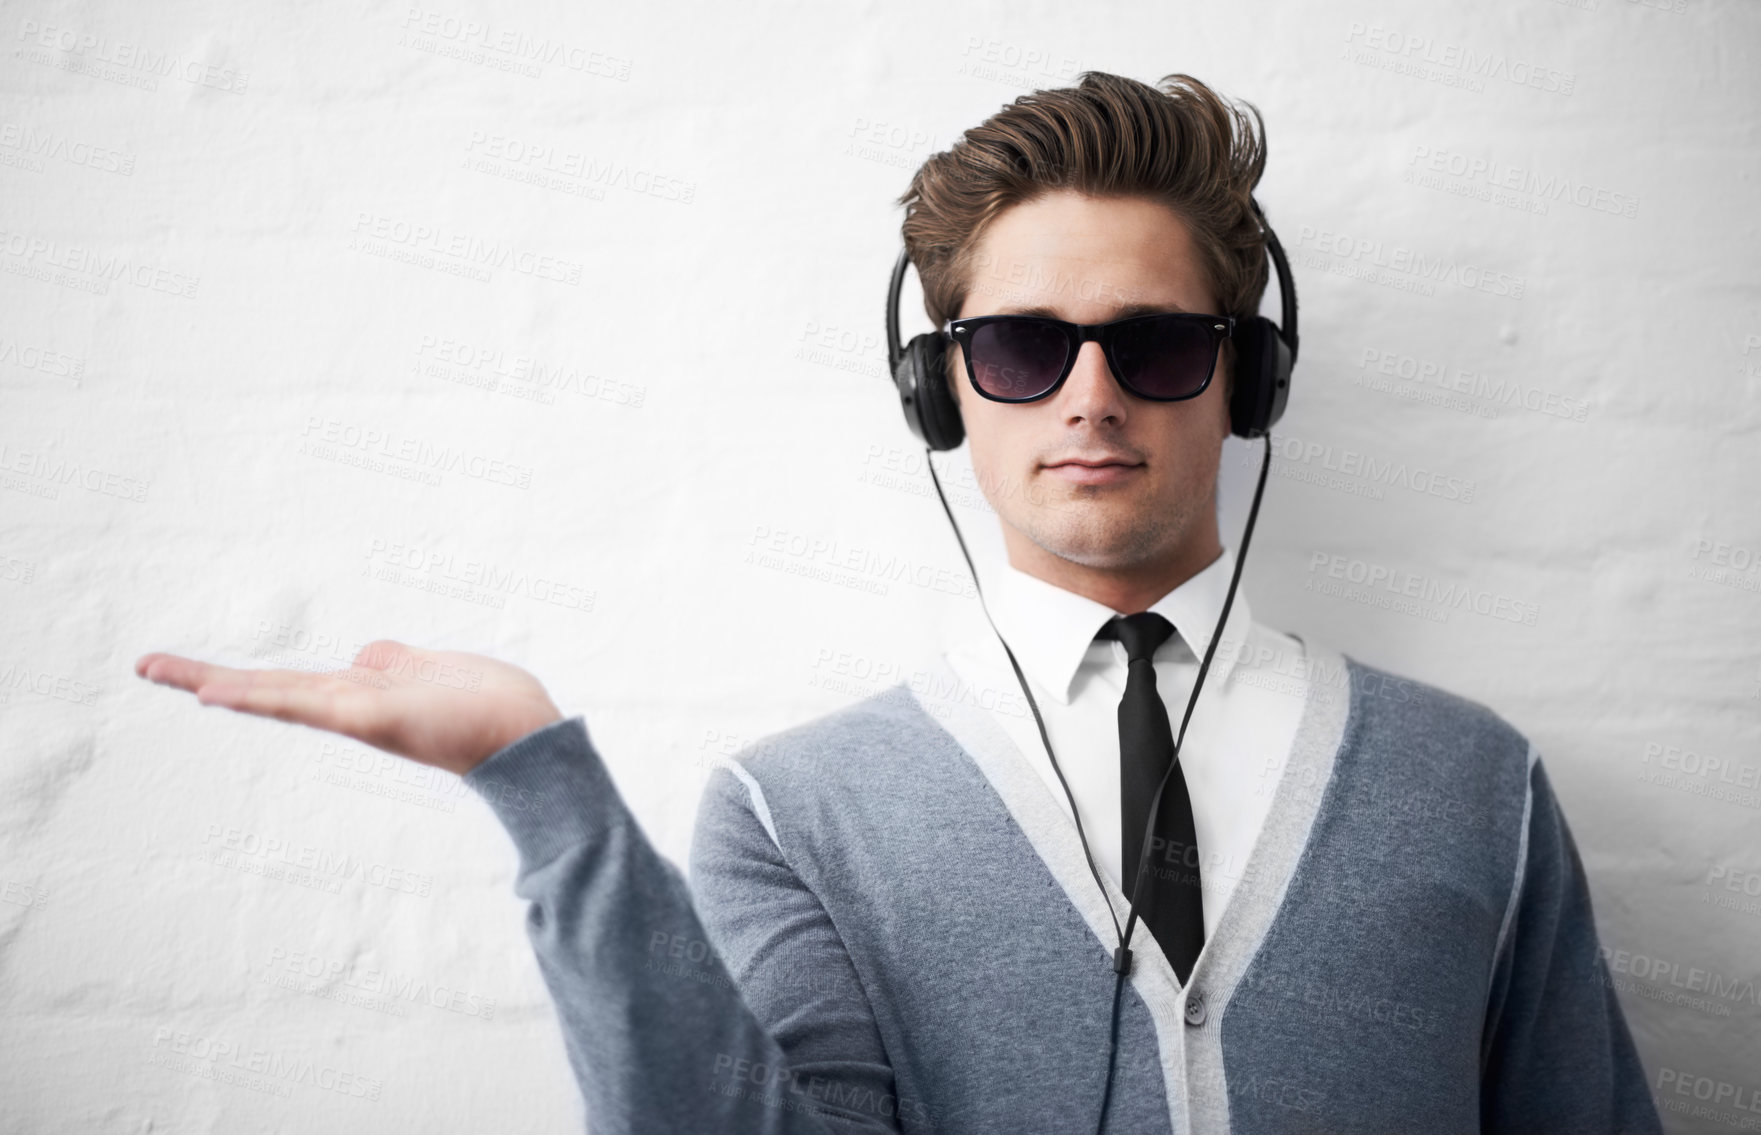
[976,545,1253,706]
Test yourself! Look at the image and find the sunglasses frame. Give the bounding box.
[943,311,1237,404]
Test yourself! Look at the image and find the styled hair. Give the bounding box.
[895,71,1270,370]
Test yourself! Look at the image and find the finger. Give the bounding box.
[136,652,179,679]
[137,653,263,695]
[195,667,373,733]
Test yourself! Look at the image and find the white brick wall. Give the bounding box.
[1,1,1755,1130]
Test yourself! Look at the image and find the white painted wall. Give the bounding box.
[2,0,1756,1130]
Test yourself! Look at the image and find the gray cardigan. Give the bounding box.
[462,639,1661,1133]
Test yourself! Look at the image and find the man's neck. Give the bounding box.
[1001,523,1224,615]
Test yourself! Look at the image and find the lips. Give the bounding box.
[1044,456,1140,469]
[1042,456,1143,486]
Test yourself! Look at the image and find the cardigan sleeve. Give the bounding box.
[1478,756,1662,1134]
[463,716,901,1134]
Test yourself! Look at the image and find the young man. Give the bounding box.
[137,73,1661,1133]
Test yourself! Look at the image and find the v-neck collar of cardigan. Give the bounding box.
[901,639,1351,1037]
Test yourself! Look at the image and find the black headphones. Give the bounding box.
[886,196,1298,449]
[883,196,1299,1133]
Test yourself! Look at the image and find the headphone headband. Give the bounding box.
[885,244,912,372]
[1249,197,1299,368]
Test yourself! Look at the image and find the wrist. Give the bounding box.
[463,710,565,777]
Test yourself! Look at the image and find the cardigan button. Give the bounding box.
[1184,994,1207,1026]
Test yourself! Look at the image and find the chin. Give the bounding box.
[1022,516,1145,568]
[1034,498,1191,564]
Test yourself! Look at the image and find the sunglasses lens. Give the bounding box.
[1110,316,1219,399]
[967,319,1069,399]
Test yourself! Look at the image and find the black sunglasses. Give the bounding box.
[944,311,1236,403]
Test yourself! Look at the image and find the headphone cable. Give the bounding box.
[920,434,1274,1134]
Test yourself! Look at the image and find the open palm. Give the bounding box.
[135,639,563,777]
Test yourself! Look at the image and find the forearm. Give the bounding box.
[464,717,869,1134]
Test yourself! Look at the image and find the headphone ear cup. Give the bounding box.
[894,332,965,452]
[1228,315,1293,439]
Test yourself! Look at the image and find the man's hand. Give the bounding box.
[134,639,564,777]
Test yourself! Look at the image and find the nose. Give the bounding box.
[1054,341,1130,425]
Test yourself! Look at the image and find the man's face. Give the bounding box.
[949,190,1233,578]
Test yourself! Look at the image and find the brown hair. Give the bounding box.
[895,71,1269,387]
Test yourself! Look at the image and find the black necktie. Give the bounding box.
[1098,612,1205,985]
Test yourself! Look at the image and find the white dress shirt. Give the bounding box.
[941,544,1310,941]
